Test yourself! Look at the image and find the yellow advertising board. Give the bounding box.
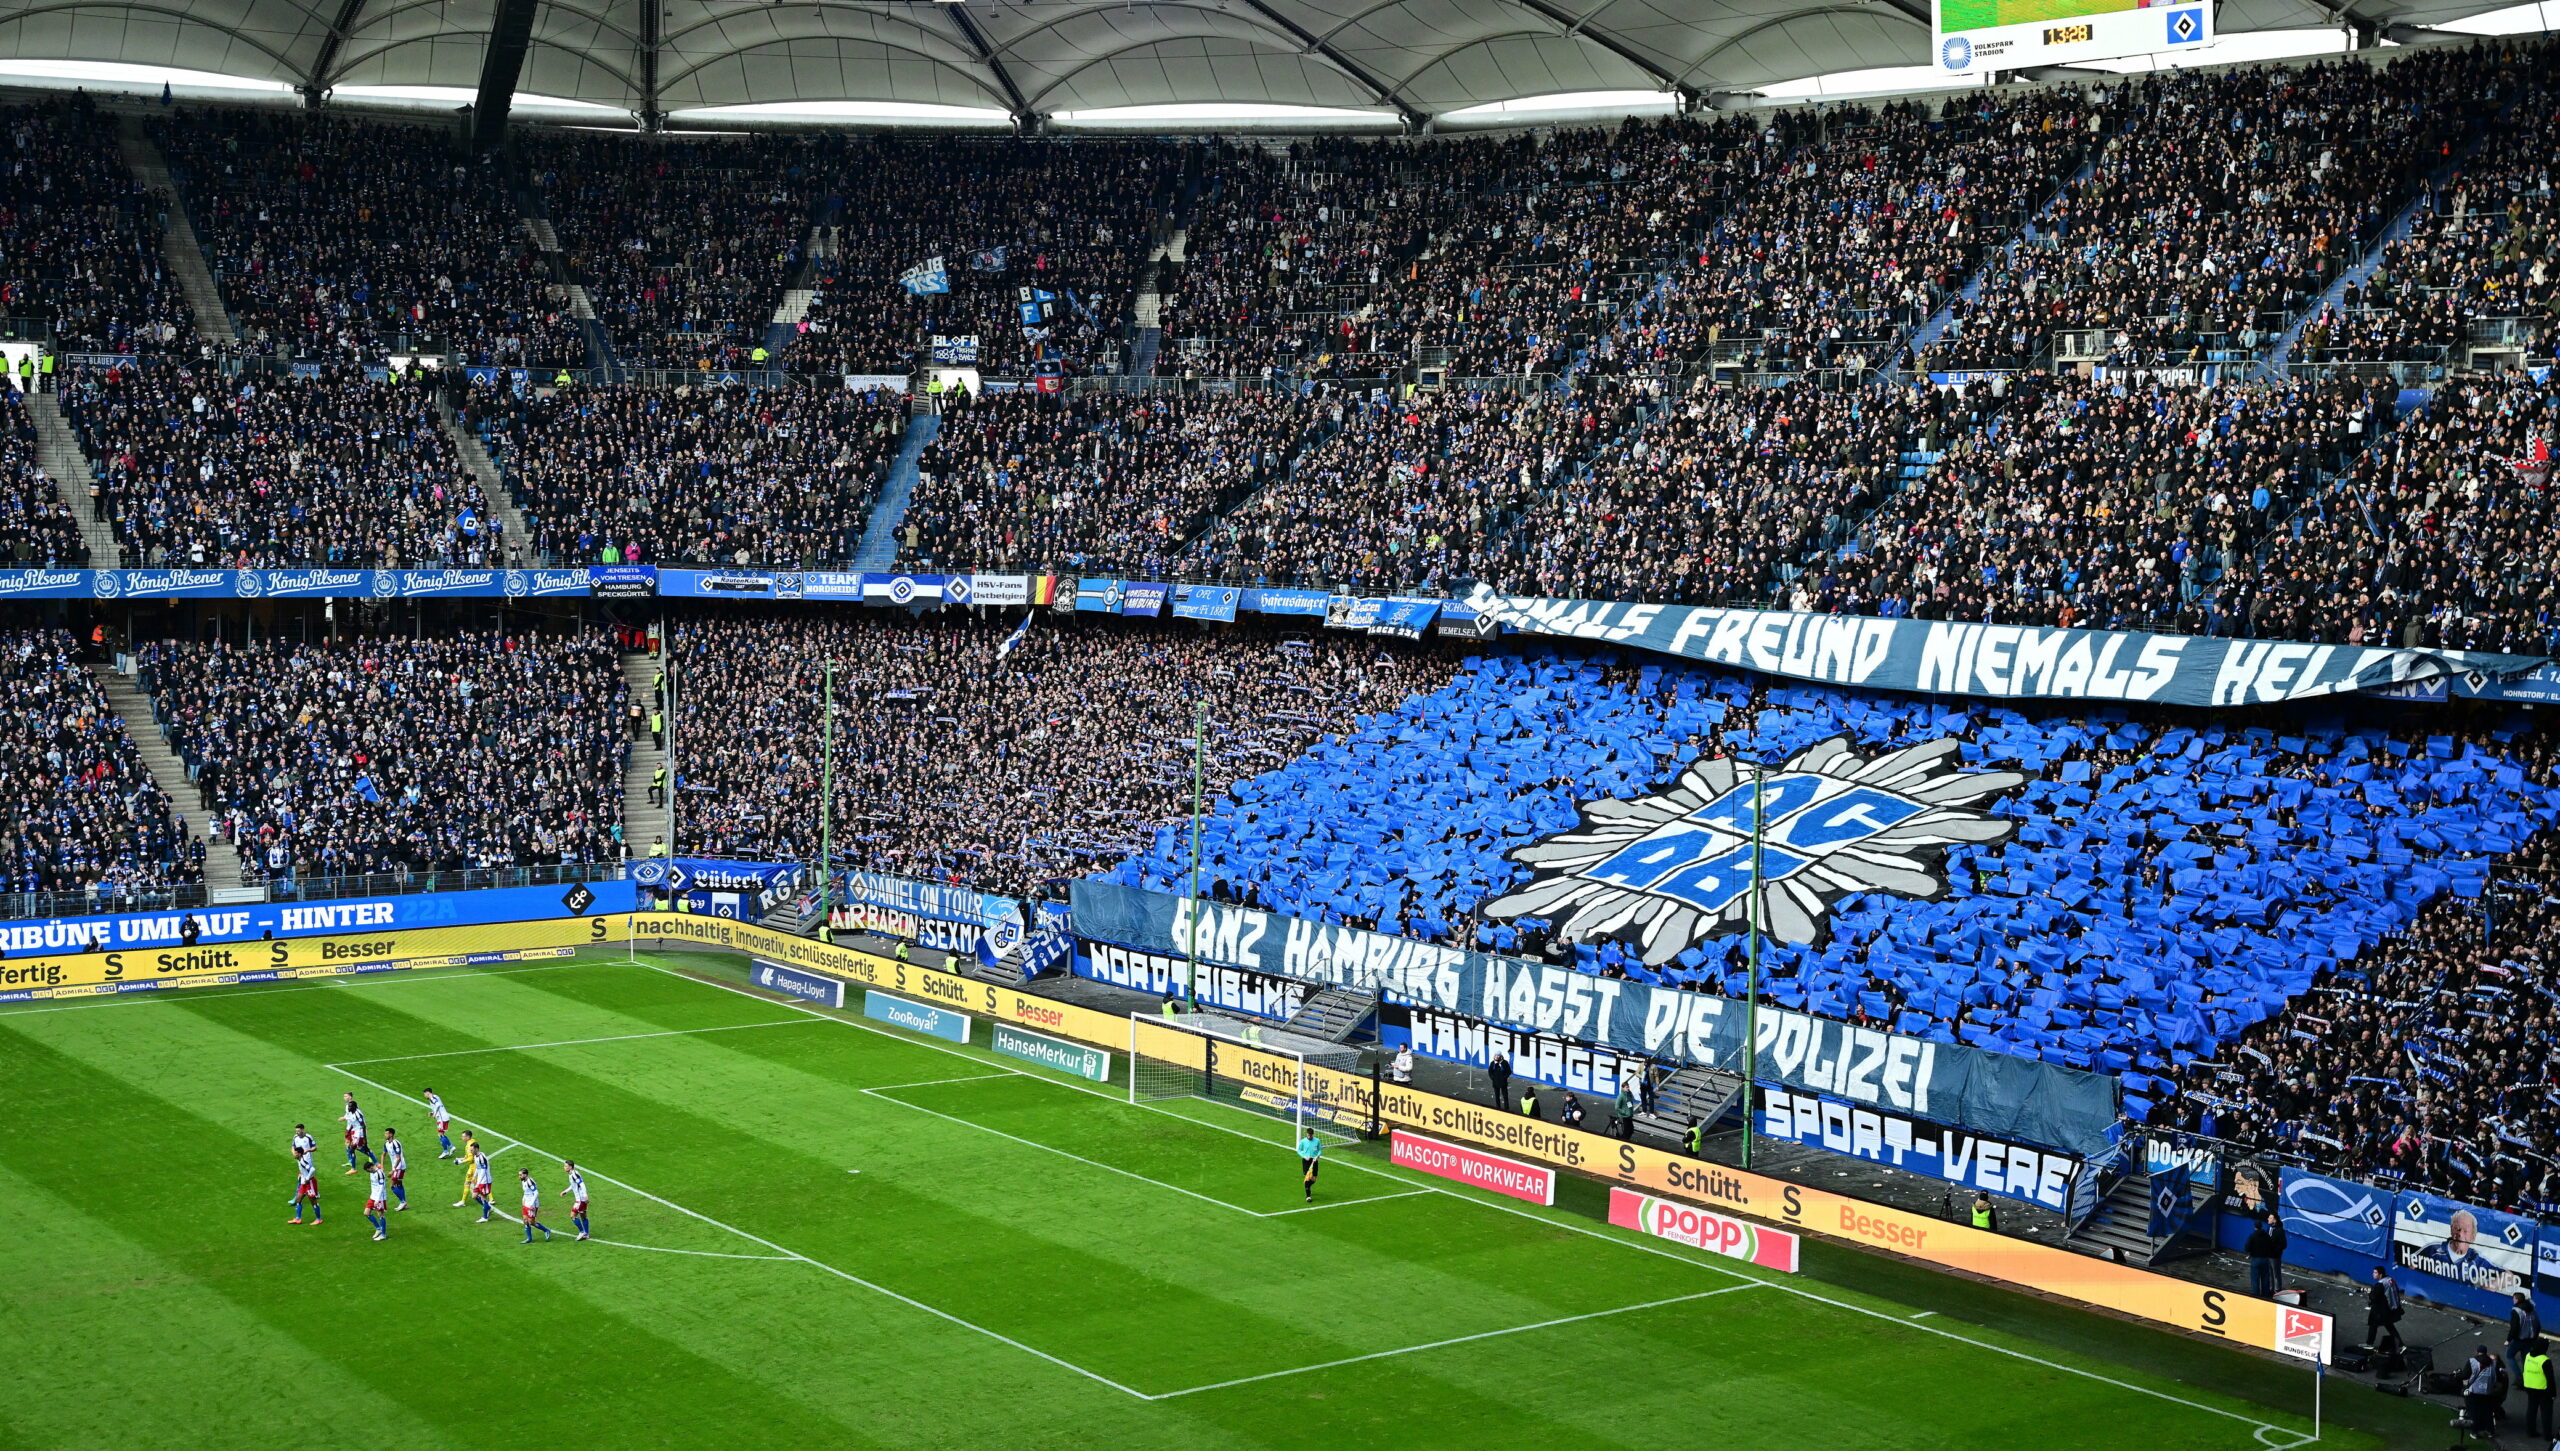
[0,915,621,999]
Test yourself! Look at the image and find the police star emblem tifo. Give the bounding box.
[1482,736,2023,963]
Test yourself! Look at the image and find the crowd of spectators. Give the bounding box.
[1923,49,2494,372]
[2155,804,2560,1213]
[667,609,1458,896]
[1827,373,2385,634]
[153,108,584,367]
[0,387,89,566]
[136,630,626,882]
[61,362,499,567]
[785,136,1169,380]
[2251,371,2560,654]
[0,96,191,355]
[1183,384,1595,593]
[1487,377,1946,606]
[2295,46,2556,366]
[522,133,816,373]
[467,380,905,565]
[902,388,1318,576]
[0,629,200,902]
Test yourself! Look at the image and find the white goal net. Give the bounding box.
[1129,1010,1353,1138]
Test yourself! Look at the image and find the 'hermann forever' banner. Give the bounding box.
[1069,881,2117,1155]
[1460,587,2545,708]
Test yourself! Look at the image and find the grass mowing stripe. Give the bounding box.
[323,1064,1160,1402]
[327,1017,821,1065]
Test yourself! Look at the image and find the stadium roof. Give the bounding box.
[0,0,2539,128]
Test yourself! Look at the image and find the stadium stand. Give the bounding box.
[463,379,906,565]
[784,136,1169,381]
[520,132,814,374]
[904,388,1320,576]
[150,108,583,368]
[134,631,627,882]
[665,610,1458,897]
[0,628,200,901]
[0,95,191,356]
[0,386,88,566]
[58,362,499,567]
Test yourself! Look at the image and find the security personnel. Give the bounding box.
[892,939,911,963]
[1159,994,1181,1019]
[1969,1190,1996,1232]
[749,344,769,368]
[1681,1118,1705,1157]
[2524,1337,2553,1440]
[1518,1085,1540,1121]
[650,707,664,750]
[554,369,574,389]
[648,835,668,859]
[650,763,666,806]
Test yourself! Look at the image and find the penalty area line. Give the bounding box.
[321,1064,1154,1402]
[327,1018,819,1066]
[587,1239,799,1263]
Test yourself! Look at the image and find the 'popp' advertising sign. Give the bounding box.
[1608,1186,1800,1272]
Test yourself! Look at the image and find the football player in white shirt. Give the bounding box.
[381,1127,409,1211]
[290,1123,317,1163]
[563,1160,590,1241]
[364,1165,391,1241]
[423,1088,454,1159]
[517,1169,553,1244]
[288,1147,322,1226]
[340,1092,377,1174]
[468,1146,495,1223]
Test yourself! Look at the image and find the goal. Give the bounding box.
[1128,1010,1337,1137]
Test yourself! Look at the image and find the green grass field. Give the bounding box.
[0,950,2414,1449]
[1938,0,2141,34]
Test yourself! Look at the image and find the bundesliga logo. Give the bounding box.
[1483,736,2022,963]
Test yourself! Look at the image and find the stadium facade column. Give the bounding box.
[1743,765,1763,1170]
[468,0,542,151]
[818,659,834,942]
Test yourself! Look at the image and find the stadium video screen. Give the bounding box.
[1934,0,2214,74]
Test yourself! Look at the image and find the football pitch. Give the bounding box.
[0,950,2393,1449]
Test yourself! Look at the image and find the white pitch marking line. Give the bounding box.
[1147,1286,1760,1400]
[587,1239,798,1262]
[862,1072,1015,1091]
[641,961,2314,1440]
[1259,1188,1432,1215]
[329,1019,816,1066]
[325,1065,1153,1401]
[1910,1310,1936,1320]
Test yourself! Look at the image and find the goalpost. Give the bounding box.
[1129,1011,1342,1140]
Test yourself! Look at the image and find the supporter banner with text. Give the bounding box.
[1755,1087,2081,1211]
[1460,587,2546,707]
[1072,938,1308,1019]
[628,913,2320,1359]
[1070,882,2119,1154]
[0,568,598,600]
[2393,1188,2537,1317]
[1387,1002,1645,1098]
[1173,584,1241,622]
[837,868,1024,968]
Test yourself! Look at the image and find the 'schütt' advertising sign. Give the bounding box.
[1389,1130,1556,1205]
[1610,1187,1801,1271]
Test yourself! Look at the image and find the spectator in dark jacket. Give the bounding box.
[2244,1211,2288,1298]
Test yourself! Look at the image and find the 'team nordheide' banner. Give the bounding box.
[1461,587,2544,708]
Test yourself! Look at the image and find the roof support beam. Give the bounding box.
[469,0,540,150]
[302,0,369,104]
[945,6,1036,130]
[1226,0,1425,127]
[1500,0,1689,100]
[639,0,662,130]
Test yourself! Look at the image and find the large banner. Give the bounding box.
[0,568,595,600]
[1073,939,1308,1019]
[1388,1002,1647,1098]
[838,869,1024,967]
[1756,1086,2081,1212]
[0,911,620,1000]
[630,858,804,918]
[2276,1166,2394,1261]
[0,878,627,962]
[1460,587,2545,708]
[1070,882,2119,1154]
[2394,1188,2537,1317]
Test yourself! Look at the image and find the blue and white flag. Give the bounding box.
[996,612,1033,660]
[457,508,480,538]
[899,256,950,296]
[354,775,382,804]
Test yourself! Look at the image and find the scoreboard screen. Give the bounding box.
[1934,0,2214,74]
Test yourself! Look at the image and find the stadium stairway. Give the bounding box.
[620,654,672,857]
[112,115,238,349]
[1632,1064,1748,1144]
[1282,983,1380,1043]
[23,393,121,567]
[2060,1166,2221,1267]
[89,664,247,894]
[434,399,536,562]
[849,412,943,570]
